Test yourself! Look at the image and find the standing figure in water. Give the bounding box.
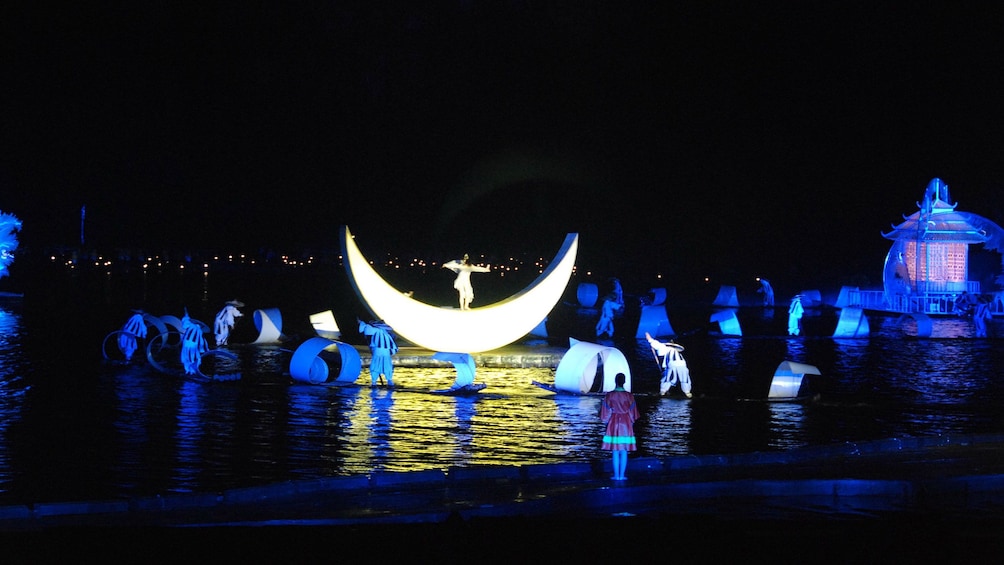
[443,254,490,310]
[595,278,625,338]
[118,309,147,362]
[788,294,804,336]
[974,295,992,338]
[600,372,639,481]
[757,278,775,307]
[213,299,245,346]
[359,319,398,386]
[180,309,209,375]
[645,332,692,398]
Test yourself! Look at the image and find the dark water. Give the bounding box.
[1,262,1003,505]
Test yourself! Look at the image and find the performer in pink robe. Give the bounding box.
[600,372,639,480]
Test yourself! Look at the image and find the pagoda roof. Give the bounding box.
[881,178,1004,247]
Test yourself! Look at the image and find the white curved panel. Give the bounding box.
[252,308,283,344]
[554,339,631,394]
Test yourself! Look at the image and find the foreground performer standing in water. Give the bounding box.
[443,253,490,310]
[359,319,398,386]
[180,309,209,375]
[788,294,804,336]
[118,309,147,362]
[600,373,639,481]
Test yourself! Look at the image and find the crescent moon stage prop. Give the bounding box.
[341,226,578,353]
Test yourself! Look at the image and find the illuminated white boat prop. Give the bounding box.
[767,360,820,401]
[534,338,632,394]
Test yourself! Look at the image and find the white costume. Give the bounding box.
[646,332,692,397]
[213,299,244,346]
[443,255,490,310]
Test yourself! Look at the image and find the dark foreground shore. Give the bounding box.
[5,433,1004,560]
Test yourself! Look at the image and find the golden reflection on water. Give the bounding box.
[338,367,581,473]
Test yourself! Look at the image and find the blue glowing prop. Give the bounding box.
[635,288,674,338]
[432,351,477,388]
[0,211,22,279]
[289,337,361,385]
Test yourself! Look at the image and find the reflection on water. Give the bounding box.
[2,295,1004,504]
[0,307,26,493]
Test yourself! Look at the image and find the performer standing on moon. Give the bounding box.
[443,253,490,310]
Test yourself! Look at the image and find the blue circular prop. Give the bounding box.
[290,337,361,385]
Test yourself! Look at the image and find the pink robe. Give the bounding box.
[600,389,639,451]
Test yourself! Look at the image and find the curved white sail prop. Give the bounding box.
[252,308,284,344]
[554,338,632,393]
[341,226,578,353]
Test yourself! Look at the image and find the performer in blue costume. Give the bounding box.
[359,319,398,386]
[757,278,775,306]
[118,310,147,362]
[443,254,490,310]
[595,278,624,338]
[788,295,804,336]
[974,296,992,338]
[181,310,209,375]
[213,299,244,346]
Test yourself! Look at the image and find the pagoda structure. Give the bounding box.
[872,178,1004,314]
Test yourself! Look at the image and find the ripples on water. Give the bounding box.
[1,294,1004,504]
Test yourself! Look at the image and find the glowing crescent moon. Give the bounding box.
[341,226,578,353]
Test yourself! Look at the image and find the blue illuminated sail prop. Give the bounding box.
[0,212,22,279]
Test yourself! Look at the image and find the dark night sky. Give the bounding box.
[4,3,1004,292]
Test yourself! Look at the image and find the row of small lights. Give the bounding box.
[50,253,714,283]
[47,252,752,287]
[50,252,319,272]
[372,254,554,277]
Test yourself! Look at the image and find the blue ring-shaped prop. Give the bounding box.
[897,313,933,338]
[145,331,179,374]
[145,333,241,380]
[196,350,241,380]
[290,337,361,385]
[102,330,135,361]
